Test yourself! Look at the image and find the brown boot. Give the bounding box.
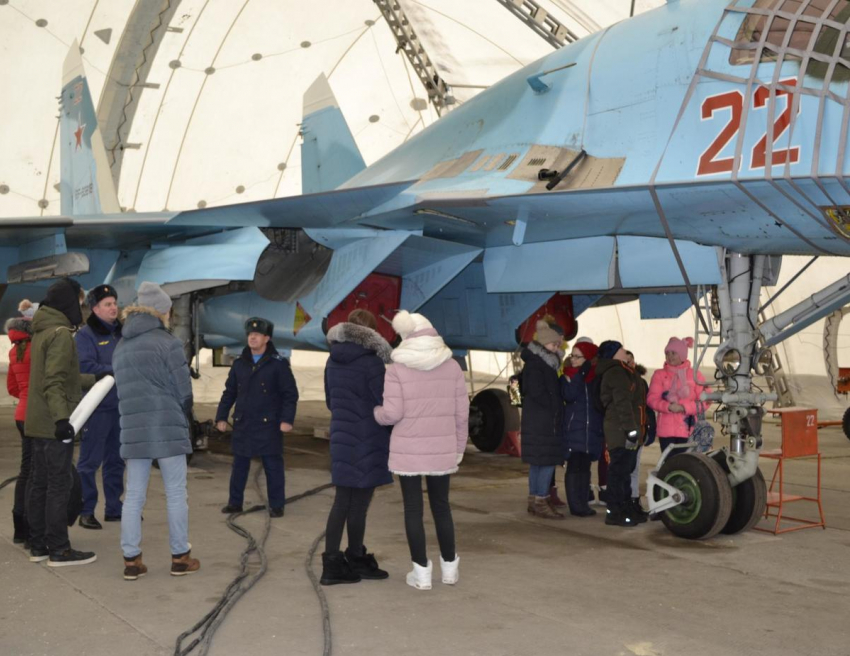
[548,486,567,508]
[171,550,200,576]
[532,496,565,520]
[123,553,148,581]
[527,495,536,514]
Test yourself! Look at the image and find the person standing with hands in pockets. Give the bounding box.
[217,317,299,518]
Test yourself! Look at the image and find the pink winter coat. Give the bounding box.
[647,361,710,439]
[374,329,469,476]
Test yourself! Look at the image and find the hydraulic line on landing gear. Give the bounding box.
[174,468,334,656]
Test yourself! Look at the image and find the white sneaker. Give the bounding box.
[405,560,432,590]
[440,555,459,585]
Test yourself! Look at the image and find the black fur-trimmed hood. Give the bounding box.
[327,322,392,364]
[86,311,121,336]
[4,317,33,338]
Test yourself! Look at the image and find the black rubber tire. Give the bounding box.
[469,389,519,452]
[843,407,850,441]
[658,452,733,540]
[721,468,767,535]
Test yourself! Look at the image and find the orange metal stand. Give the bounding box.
[755,407,826,535]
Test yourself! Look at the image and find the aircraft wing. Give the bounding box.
[0,180,415,250]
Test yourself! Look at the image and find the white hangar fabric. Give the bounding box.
[0,0,846,416]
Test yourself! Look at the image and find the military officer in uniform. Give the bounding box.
[76,284,124,529]
[216,317,299,517]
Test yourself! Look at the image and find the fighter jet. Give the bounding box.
[2,0,849,539]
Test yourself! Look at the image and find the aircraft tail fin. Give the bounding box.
[300,74,366,194]
[59,41,120,216]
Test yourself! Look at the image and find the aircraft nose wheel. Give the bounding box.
[721,468,767,535]
[654,452,733,540]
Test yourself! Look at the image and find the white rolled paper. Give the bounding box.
[68,375,116,439]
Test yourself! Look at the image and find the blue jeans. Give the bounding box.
[78,410,124,517]
[528,465,556,497]
[228,454,285,509]
[121,455,189,559]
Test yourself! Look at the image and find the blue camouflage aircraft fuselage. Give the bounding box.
[1,0,849,352]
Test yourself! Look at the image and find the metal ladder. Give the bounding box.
[493,0,579,48]
[373,0,455,115]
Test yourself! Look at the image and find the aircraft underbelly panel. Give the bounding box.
[483,237,617,293]
[618,237,721,288]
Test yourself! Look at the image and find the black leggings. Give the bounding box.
[566,451,592,475]
[399,475,455,567]
[324,486,375,554]
[13,421,32,518]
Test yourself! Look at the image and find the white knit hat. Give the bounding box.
[391,310,433,339]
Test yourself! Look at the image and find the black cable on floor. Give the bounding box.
[0,476,18,492]
[306,529,332,656]
[173,473,334,656]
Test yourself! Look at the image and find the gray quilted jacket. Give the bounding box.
[113,307,193,459]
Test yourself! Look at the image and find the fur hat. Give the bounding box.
[392,310,433,339]
[665,336,694,361]
[535,319,564,346]
[245,316,274,337]
[86,284,117,309]
[598,340,623,360]
[137,281,172,315]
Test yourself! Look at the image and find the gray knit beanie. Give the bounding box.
[137,281,173,315]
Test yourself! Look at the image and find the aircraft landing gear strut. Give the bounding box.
[647,252,770,539]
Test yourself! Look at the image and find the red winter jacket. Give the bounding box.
[6,317,33,422]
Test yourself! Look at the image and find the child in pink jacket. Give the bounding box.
[647,336,709,457]
[374,311,469,591]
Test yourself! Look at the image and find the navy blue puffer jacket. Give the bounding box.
[561,369,604,461]
[324,323,393,489]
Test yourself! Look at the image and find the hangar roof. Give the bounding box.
[0,0,663,218]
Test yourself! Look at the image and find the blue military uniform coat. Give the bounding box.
[76,313,122,409]
[215,343,299,457]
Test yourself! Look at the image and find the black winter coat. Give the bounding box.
[520,342,565,467]
[324,323,393,489]
[561,369,604,460]
[596,358,647,451]
[215,343,299,457]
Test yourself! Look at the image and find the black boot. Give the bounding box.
[12,513,29,545]
[630,498,649,524]
[576,471,597,517]
[565,472,585,517]
[345,545,389,580]
[320,551,361,586]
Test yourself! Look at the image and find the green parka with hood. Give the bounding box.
[25,305,94,439]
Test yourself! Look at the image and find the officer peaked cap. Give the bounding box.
[245,316,274,337]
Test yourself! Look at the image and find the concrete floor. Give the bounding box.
[1,402,849,656]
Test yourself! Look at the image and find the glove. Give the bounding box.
[456,452,464,466]
[579,360,592,375]
[54,419,75,442]
[625,430,639,451]
[94,371,112,382]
